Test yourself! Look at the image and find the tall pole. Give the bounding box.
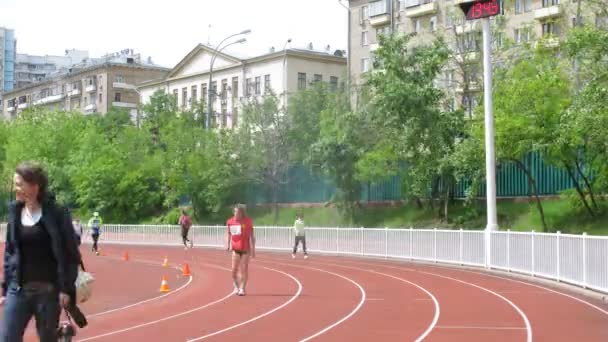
[206,30,250,129]
[482,17,497,267]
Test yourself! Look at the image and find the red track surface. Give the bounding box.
[2,244,608,341]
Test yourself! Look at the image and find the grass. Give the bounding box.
[187,198,608,236]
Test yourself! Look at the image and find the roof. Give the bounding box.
[166,44,243,79]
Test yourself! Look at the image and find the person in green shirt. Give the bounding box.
[88,212,103,255]
[292,214,308,259]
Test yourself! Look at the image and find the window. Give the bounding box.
[572,17,577,27]
[524,0,533,12]
[314,74,322,83]
[246,78,252,96]
[221,79,228,100]
[264,74,271,93]
[597,15,608,28]
[514,29,522,44]
[360,5,369,23]
[361,58,370,72]
[232,77,239,98]
[115,75,125,83]
[191,85,198,103]
[182,87,188,107]
[210,81,217,103]
[493,32,504,49]
[542,22,559,36]
[361,31,369,46]
[99,93,102,102]
[414,19,421,33]
[515,0,523,14]
[115,92,121,102]
[202,83,207,103]
[542,0,559,7]
[369,0,388,17]
[221,107,227,127]
[376,26,390,39]
[330,76,338,91]
[430,16,437,32]
[173,89,178,104]
[254,76,261,95]
[297,73,306,90]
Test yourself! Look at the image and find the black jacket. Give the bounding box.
[2,199,82,300]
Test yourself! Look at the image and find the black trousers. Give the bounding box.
[293,236,307,254]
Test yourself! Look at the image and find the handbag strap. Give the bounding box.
[80,260,86,272]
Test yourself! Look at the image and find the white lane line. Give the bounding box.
[306,260,440,342]
[77,263,233,341]
[456,269,608,317]
[436,325,526,330]
[186,265,303,341]
[86,257,192,319]
[252,258,367,342]
[326,259,533,342]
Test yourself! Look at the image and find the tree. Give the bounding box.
[238,93,291,222]
[359,33,464,221]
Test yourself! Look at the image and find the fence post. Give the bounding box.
[385,227,389,259]
[531,230,536,277]
[459,228,464,265]
[583,232,587,289]
[556,231,561,283]
[433,228,437,263]
[409,227,414,260]
[336,227,339,254]
[507,229,511,272]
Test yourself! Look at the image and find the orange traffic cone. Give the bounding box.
[182,263,191,276]
[159,275,170,292]
[122,251,129,261]
[162,256,169,267]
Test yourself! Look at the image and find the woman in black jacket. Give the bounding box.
[0,162,82,341]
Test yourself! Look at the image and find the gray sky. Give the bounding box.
[0,0,348,68]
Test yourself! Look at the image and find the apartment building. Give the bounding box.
[348,0,604,114]
[2,54,169,120]
[0,27,17,107]
[15,49,89,89]
[138,44,346,129]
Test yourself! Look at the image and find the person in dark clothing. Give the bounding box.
[0,162,85,341]
[179,209,193,250]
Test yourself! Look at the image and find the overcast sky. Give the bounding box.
[0,0,348,68]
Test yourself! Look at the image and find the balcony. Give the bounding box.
[370,43,380,51]
[405,2,438,18]
[534,6,562,20]
[68,88,81,97]
[33,94,65,106]
[7,106,15,112]
[113,82,137,90]
[112,101,138,109]
[369,0,390,27]
[17,103,28,110]
[84,104,96,113]
[85,84,96,93]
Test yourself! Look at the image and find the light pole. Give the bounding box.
[282,38,292,106]
[206,29,251,129]
[338,0,351,88]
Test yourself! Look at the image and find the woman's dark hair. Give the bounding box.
[15,161,49,203]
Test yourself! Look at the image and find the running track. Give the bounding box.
[4,244,608,341]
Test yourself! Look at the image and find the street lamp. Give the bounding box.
[206,30,251,129]
[282,38,292,106]
[338,0,351,88]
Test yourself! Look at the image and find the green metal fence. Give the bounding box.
[245,152,576,205]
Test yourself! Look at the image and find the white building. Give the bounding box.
[137,44,346,128]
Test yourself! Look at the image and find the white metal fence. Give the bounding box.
[0,224,606,294]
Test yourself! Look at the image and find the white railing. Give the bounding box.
[0,224,605,294]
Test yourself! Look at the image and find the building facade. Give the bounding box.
[2,56,169,120]
[0,27,17,107]
[15,49,89,89]
[138,44,346,129]
[348,0,605,113]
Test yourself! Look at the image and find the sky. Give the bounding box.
[0,0,348,68]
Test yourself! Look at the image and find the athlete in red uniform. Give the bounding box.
[226,204,256,296]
